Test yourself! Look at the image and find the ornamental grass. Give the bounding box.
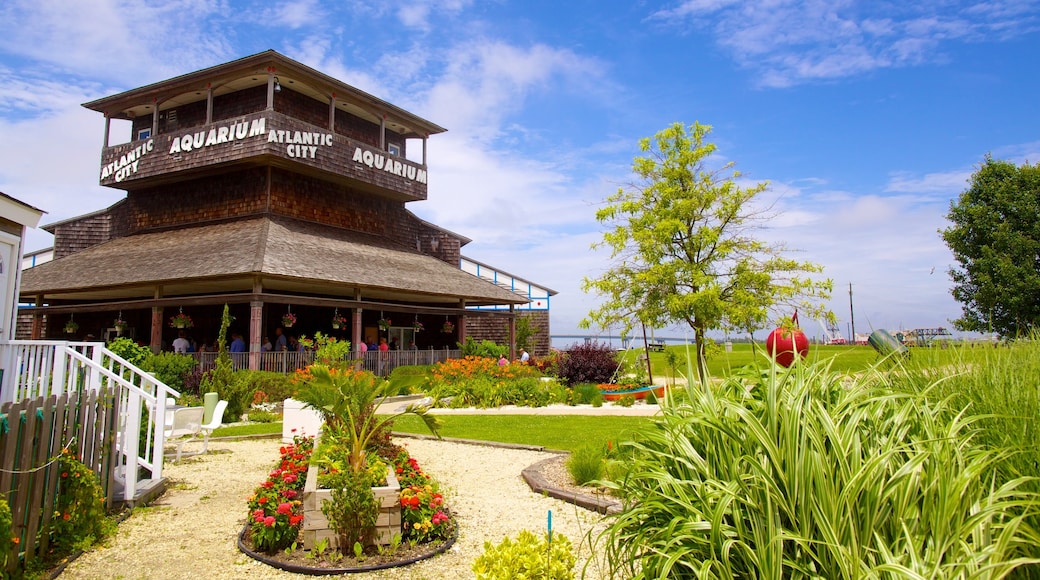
[595,359,1040,578]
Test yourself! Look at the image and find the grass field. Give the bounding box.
[213,342,987,445]
[390,414,652,453]
[637,341,981,382]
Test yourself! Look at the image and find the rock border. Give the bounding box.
[393,432,623,515]
[237,520,458,575]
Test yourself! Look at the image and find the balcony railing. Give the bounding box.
[192,348,462,376]
[99,111,428,200]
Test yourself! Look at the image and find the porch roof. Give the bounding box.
[20,216,528,307]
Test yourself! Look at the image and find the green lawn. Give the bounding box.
[637,341,974,382]
[387,414,652,453]
[212,422,282,438]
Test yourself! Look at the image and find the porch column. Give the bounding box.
[249,300,263,371]
[352,308,363,352]
[508,306,516,361]
[30,296,43,339]
[457,300,467,345]
[150,307,163,353]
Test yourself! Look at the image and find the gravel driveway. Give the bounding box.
[60,437,611,579]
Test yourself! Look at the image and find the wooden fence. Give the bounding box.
[0,389,118,574]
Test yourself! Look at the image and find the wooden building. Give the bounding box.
[19,50,551,367]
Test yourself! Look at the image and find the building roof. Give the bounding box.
[21,216,528,306]
[0,191,45,229]
[82,50,446,140]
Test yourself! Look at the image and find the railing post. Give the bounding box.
[51,342,67,398]
[88,344,104,392]
[122,389,141,501]
[152,382,168,481]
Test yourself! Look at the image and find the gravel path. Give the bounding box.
[60,437,611,579]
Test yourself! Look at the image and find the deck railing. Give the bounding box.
[0,340,178,503]
[192,348,462,375]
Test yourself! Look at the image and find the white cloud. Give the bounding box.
[266,0,327,28]
[885,170,971,194]
[0,0,234,86]
[653,0,1040,87]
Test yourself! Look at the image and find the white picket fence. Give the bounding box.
[0,340,178,503]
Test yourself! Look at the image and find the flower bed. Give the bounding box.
[240,442,455,573]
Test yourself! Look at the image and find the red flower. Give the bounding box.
[258,497,268,504]
[289,515,304,526]
[277,502,293,515]
[264,516,276,527]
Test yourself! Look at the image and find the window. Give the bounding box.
[388,143,401,156]
[138,128,152,140]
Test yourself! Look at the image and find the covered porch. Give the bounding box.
[19,215,528,365]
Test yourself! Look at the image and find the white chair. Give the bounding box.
[164,406,205,462]
[198,400,228,455]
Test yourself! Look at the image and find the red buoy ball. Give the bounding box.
[765,327,809,367]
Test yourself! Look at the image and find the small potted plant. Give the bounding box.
[441,320,454,334]
[331,310,347,330]
[378,317,391,331]
[63,318,79,334]
[169,310,193,329]
[413,320,424,333]
[282,312,297,328]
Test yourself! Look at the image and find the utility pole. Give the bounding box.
[849,283,856,344]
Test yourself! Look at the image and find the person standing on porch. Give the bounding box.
[274,327,287,351]
[173,331,190,354]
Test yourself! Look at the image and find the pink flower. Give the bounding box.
[264,516,276,527]
[277,502,293,515]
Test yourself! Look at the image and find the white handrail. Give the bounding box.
[0,340,179,502]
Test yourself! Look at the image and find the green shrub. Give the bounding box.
[106,337,150,367]
[473,529,575,580]
[425,357,560,408]
[50,450,114,555]
[458,336,508,359]
[239,370,296,404]
[0,499,11,568]
[141,352,197,391]
[597,362,1040,578]
[247,409,279,423]
[644,389,658,405]
[567,444,604,485]
[614,394,635,407]
[300,332,352,369]
[572,383,603,406]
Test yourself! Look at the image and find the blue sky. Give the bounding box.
[1,0,1038,342]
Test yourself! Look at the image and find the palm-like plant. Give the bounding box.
[296,365,441,476]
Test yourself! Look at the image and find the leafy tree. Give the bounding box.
[942,156,1040,337]
[582,122,832,383]
[514,315,536,353]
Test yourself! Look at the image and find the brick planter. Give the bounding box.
[301,464,402,548]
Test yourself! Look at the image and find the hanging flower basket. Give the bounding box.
[114,318,128,335]
[169,312,193,329]
[413,321,424,333]
[63,320,79,334]
[441,321,454,334]
[282,312,297,328]
[331,312,347,330]
[378,318,391,331]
